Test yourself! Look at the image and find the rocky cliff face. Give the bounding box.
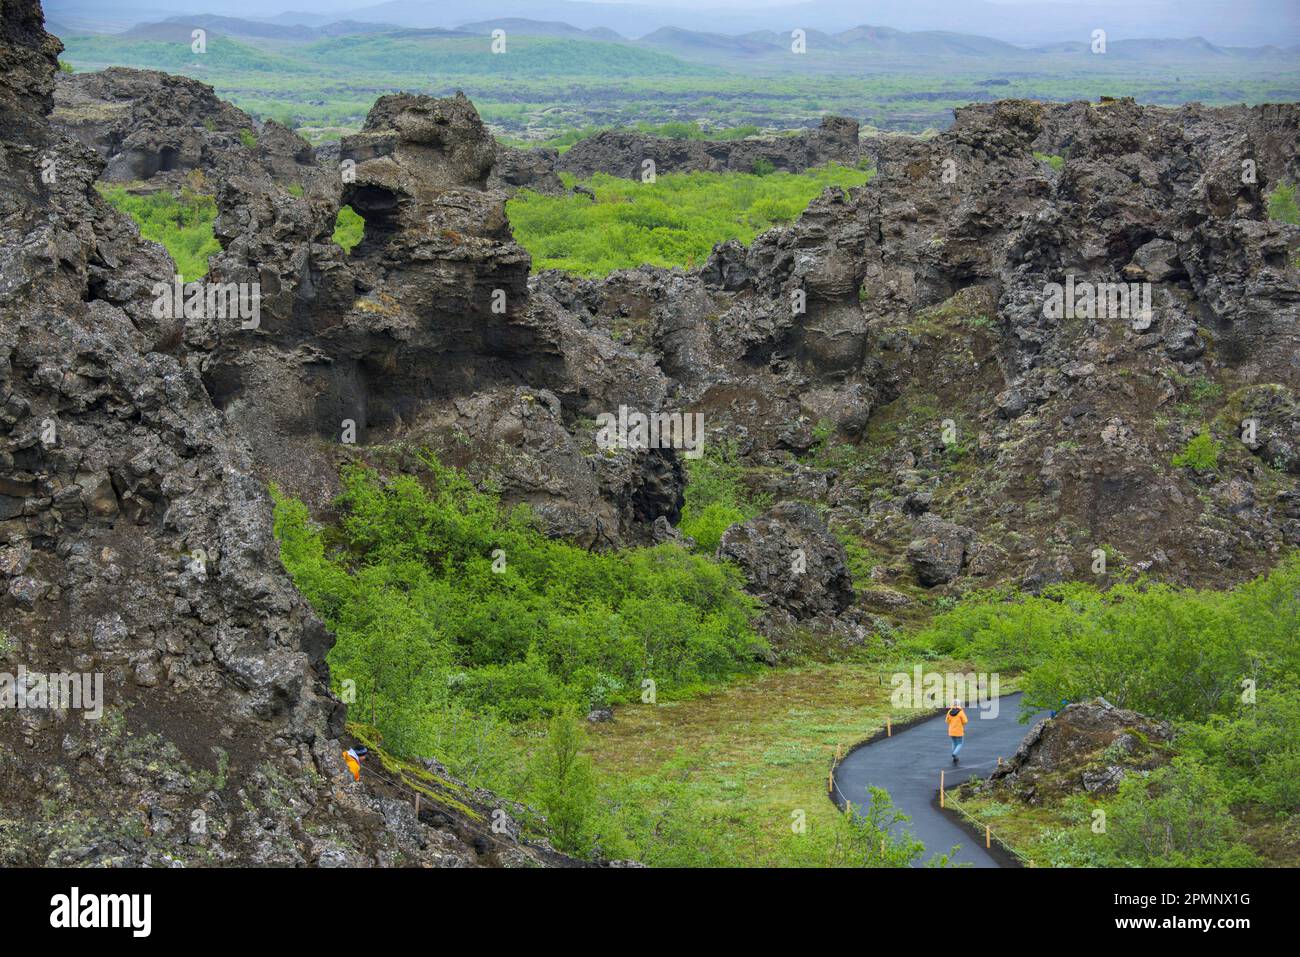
[0,0,572,867]
[39,52,1300,622]
[538,98,1300,606]
[53,62,687,547]
[53,66,271,183]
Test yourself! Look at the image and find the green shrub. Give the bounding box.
[1266,181,1298,225]
[506,164,872,276]
[648,120,702,140]
[911,556,1300,722]
[1172,428,1221,471]
[1039,762,1256,867]
[1178,687,1300,816]
[681,501,749,555]
[775,787,941,867]
[272,453,766,756]
[1032,151,1065,171]
[97,183,221,282]
[1100,762,1256,866]
[239,128,258,149]
[679,441,769,553]
[528,710,598,855]
[332,204,364,253]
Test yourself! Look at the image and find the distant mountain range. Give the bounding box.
[638,24,1028,59]
[120,14,400,41]
[457,18,623,42]
[43,0,1300,48]
[68,14,1300,68]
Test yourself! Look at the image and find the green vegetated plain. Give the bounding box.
[57,29,1300,141]
[507,164,872,275]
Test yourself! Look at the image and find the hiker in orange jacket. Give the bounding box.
[945,702,968,764]
[343,746,369,782]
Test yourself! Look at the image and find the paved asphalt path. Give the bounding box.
[832,692,1049,867]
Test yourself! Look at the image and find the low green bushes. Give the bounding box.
[332,204,364,253]
[273,453,766,758]
[910,556,1300,864]
[678,441,769,553]
[97,183,221,281]
[506,164,872,276]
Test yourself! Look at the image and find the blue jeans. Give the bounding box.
[951,736,964,756]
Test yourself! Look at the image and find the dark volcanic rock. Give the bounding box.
[54,67,264,182]
[50,74,685,545]
[532,92,1300,593]
[48,64,1300,593]
[718,502,854,618]
[490,142,564,194]
[985,698,1174,801]
[907,514,977,586]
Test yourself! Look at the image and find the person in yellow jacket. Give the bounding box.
[343,746,369,782]
[945,702,968,764]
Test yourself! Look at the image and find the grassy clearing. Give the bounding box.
[947,790,1071,867]
[581,657,998,863]
[97,181,221,281]
[506,164,872,276]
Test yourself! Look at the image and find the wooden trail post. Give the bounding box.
[985,825,991,849]
[415,794,421,816]
[939,769,945,807]
[886,716,892,737]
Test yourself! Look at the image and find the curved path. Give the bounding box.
[832,692,1049,867]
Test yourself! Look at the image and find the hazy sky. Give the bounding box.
[524,0,1112,5]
